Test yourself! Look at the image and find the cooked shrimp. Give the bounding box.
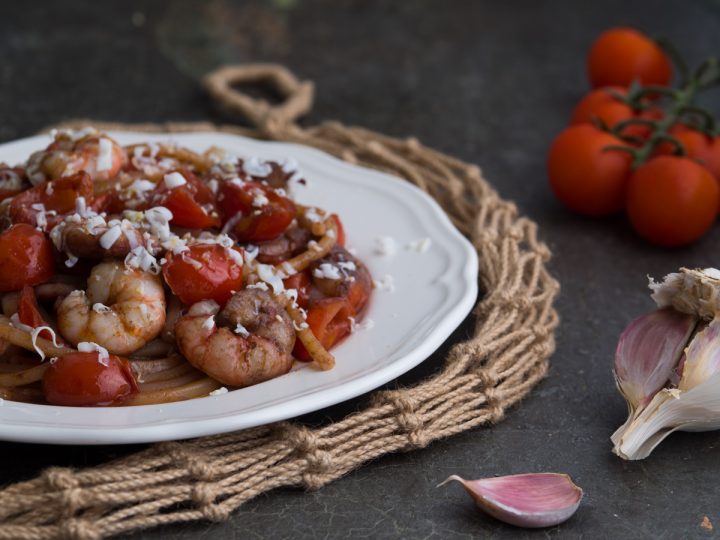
[27,131,126,184]
[56,261,166,355]
[175,289,295,387]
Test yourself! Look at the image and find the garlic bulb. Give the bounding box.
[439,473,582,528]
[612,268,720,460]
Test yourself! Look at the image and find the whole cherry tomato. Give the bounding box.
[152,169,220,229]
[626,156,719,246]
[162,244,244,305]
[293,297,353,361]
[0,224,55,292]
[42,352,139,406]
[571,87,635,127]
[9,172,93,228]
[548,125,633,216]
[219,181,296,243]
[587,27,672,88]
[657,125,720,180]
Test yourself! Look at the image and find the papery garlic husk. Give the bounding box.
[439,473,583,528]
[612,268,720,460]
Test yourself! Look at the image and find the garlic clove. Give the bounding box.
[439,473,583,528]
[613,308,696,410]
[678,318,720,392]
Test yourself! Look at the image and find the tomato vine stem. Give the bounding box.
[605,49,720,169]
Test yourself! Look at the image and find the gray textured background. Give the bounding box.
[2,1,720,538]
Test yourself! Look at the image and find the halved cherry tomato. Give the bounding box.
[331,213,346,247]
[18,285,61,342]
[152,169,220,229]
[162,244,244,305]
[626,156,719,246]
[548,124,633,216]
[294,297,353,361]
[283,270,311,309]
[0,224,55,292]
[219,181,296,242]
[9,172,93,228]
[42,352,138,406]
[587,27,672,88]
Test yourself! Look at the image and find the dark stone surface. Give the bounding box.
[2,0,720,538]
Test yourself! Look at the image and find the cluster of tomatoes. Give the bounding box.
[548,27,720,247]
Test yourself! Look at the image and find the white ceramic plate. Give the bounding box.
[0,131,478,444]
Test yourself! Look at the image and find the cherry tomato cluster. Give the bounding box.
[548,27,720,247]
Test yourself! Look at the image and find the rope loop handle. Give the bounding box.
[203,64,314,135]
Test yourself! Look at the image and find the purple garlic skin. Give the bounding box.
[440,473,583,528]
[614,308,696,410]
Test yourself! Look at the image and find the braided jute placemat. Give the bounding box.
[0,64,560,540]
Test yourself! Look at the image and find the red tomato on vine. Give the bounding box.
[626,156,719,247]
[587,28,672,88]
[547,125,633,216]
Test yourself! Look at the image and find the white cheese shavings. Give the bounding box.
[92,303,113,313]
[164,171,187,189]
[9,313,33,333]
[256,264,285,294]
[284,288,298,303]
[243,156,272,177]
[96,137,113,172]
[280,261,296,277]
[128,179,156,193]
[304,208,324,223]
[244,245,259,263]
[75,196,89,217]
[124,246,160,274]
[293,320,309,331]
[374,236,396,256]
[407,237,432,253]
[209,387,228,396]
[246,282,269,291]
[373,274,396,293]
[337,261,356,272]
[234,323,250,337]
[227,248,244,267]
[313,263,342,280]
[252,191,269,208]
[188,300,220,317]
[78,341,110,366]
[349,317,375,333]
[99,225,123,249]
[65,254,79,268]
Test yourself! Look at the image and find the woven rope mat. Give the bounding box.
[0,64,560,540]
